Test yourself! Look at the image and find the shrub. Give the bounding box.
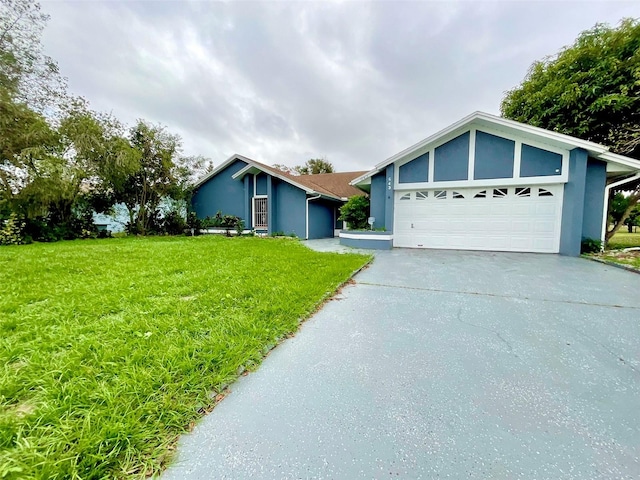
[186,212,202,233]
[163,210,187,235]
[339,195,370,230]
[0,213,30,245]
[581,237,602,254]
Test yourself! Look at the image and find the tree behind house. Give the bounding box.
[501,18,640,243]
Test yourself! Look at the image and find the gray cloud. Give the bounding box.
[41,0,639,171]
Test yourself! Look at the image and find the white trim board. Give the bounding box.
[351,111,640,186]
[339,232,393,241]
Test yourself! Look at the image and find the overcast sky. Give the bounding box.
[40,1,638,172]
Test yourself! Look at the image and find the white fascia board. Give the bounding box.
[599,151,640,171]
[350,171,378,186]
[367,111,620,177]
[193,153,247,188]
[472,112,608,154]
[231,164,259,180]
[196,153,323,196]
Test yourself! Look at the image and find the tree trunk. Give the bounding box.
[606,190,640,243]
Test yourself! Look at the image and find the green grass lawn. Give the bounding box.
[607,231,640,249]
[0,236,370,479]
[602,254,640,268]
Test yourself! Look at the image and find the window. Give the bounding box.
[416,191,428,200]
[474,190,487,198]
[538,188,553,197]
[515,187,531,197]
[253,197,268,229]
[400,193,411,200]
[452,191,464,199]
[493,188,508,198]
[434,190,447,200]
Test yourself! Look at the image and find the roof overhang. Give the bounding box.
[350,111,640,186]
[194,153,343,201]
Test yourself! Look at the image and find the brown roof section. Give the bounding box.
[247,157,366,199]
[291,171,368,199]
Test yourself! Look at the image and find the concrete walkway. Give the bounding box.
[302,237,373,255]
[163,249,640,479]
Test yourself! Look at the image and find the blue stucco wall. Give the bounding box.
[399,152,429,183]
[266,175,275,233]
[273,179,306,237]
[243,175,252,228]
[384,165,394,232]
[582,158,607,241]
[370,172,386,230]
[256,173,268,195]
[192,160,248,219]
[474,131,515,180]
[560,148,588,256]
[434,132,469,182]
[520,144,563,177]
[308,200,335,239]
[340,235,393,250]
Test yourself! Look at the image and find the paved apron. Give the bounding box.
[163,249,640,479]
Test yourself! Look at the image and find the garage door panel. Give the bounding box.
[394,185,563,253]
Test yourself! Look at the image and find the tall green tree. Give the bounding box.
[501,18,640,242]
[295,158,334,175]
[273,158,335,175]
[0,0,67,113]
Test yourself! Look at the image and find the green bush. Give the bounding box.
[163,210,187,235]
[581,237,602,254]
[0,213,30,245]
[186,212,202,233]
[339,195,370,230]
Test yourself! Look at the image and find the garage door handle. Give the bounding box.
[411,223,414,229]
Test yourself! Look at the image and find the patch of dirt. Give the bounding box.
[600,249,640,263]
[10,401,36,418]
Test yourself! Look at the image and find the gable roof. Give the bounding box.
[351,111,640,185]
[194,154,366,201]
[292,171,367,199]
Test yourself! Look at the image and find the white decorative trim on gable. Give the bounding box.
[351,111,640,187]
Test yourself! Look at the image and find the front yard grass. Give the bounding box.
[0,236,370,478]
[607,231,640,249]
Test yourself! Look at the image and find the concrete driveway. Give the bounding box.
[163,249,640,479]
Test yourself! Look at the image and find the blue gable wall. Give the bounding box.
[399,152,429,183]
[521,145,562,177]
[434,132,469,182]
[582,158,607,241]
[370,172,386,230]
[384,165,394,231]
[474,131,515,180]
[256,173,268,195]
[273,179,306,237]
[192,160,248,219]
[308,200,335,239]
[560,148,588,256]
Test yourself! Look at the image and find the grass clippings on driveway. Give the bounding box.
[0,236,370,479]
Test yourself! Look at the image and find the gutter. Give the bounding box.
[305,194,322,240]
[601,172,640,246]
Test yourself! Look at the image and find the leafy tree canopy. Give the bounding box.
[273,158,335,175]
[501,18,640,241]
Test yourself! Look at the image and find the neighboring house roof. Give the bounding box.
[351,111,640,186]
[194,154,366,201]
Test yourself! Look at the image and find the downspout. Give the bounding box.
[305,194,321,240]
[601,172,640,247]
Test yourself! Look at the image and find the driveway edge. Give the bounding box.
[587,256,640,275]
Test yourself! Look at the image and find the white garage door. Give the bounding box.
[394,185,564,253]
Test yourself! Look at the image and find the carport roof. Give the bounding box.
[351,111,640,186]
